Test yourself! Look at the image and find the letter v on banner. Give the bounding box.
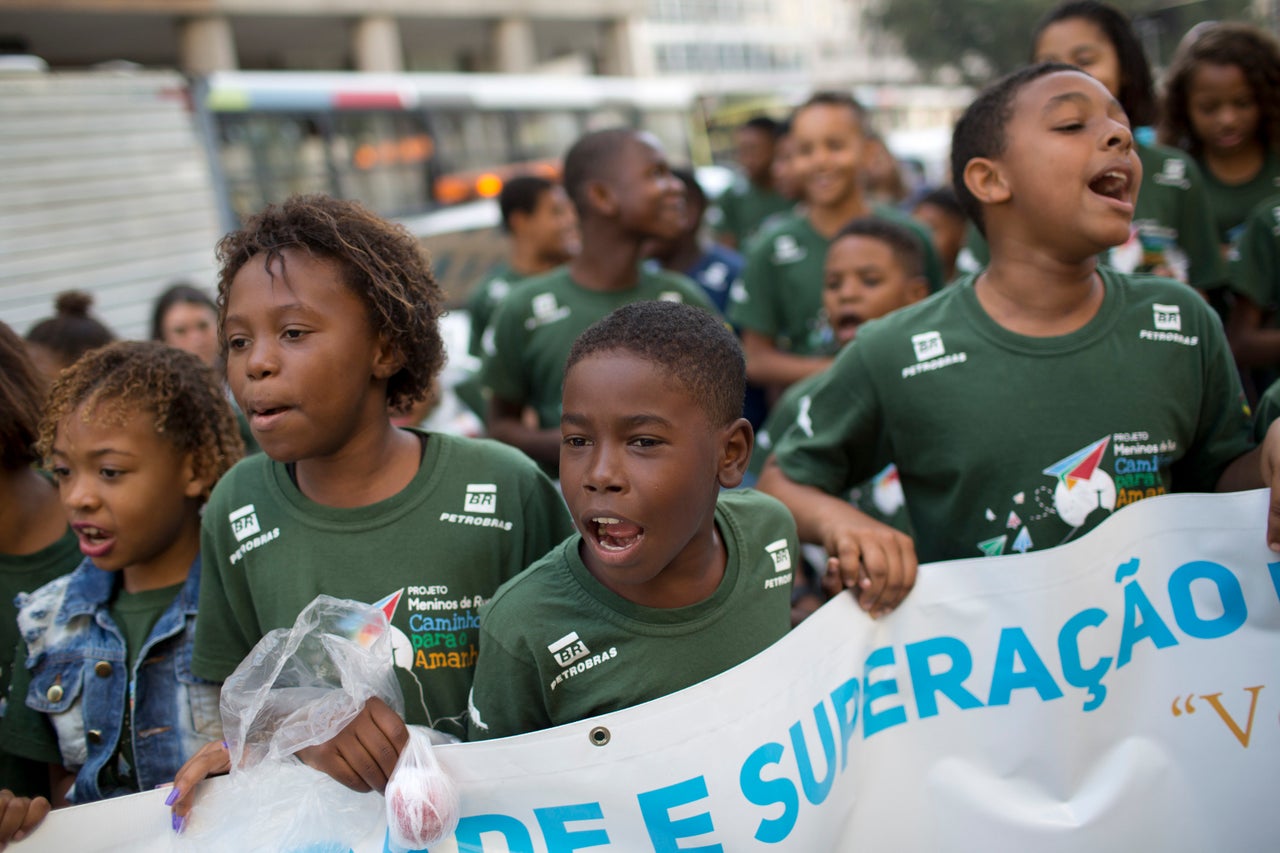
[1199,687,1265,748]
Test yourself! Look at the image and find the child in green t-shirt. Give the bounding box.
[714,116,795,250]
[760,63,1280,618]
[1230,194,1280,400]
[727,92,942,397]
[747,218,929,622]
[0,340,242,843]
[468,301,796,739]
[168,195,573,824]
[482,128,712,476]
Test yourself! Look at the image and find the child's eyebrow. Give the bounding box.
[1041,91,1093,114]
[560,412,675,429]
[224,301,319,326]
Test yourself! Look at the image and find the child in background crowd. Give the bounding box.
[714,116,795,250]
[727,93,943,396]
[465,176,579,362]
[468,301,795,739]
[1229,194,1280,400]
[648,167,745,315]
[482,128,712,477]
[747,218,928,622]
[910,187,967,284]
[761,64,1280,617]
[170,195,572,822]
[0,341,240,844]
[1032,1,1227,296]
[24,291,115,389]
[1159,22,1280,254]
[0,322,82,811]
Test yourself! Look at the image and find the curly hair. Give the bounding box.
[36,340,243,501]
[1158,22,1280,157]
[215,194,445,411]
[566,301,743,427]
[1032,1,1157,127]
[0,321,46,470]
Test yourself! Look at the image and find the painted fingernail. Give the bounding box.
[221,740,229,749]
[172,813,186,834]
[164,787,180,806]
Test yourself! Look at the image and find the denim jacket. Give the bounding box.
[15,556,222,803]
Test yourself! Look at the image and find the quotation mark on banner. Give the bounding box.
[1171,686,1264,747]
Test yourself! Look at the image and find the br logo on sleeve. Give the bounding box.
[1153,304,1182,331]
[548,631,590,668]
[766,539,792,573]
[912,331,945,361]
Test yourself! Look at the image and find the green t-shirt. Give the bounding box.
[1254,376,1280,443]
[467,488,796,740]
[727,209,944,356]
[481,265,713,430]
[750,374,911,535]
[0,527,80,796]
[193,430,574,739]
[961,143,1228,291]
[466,262,537,360]
[1201,149,1280,252]
[774,267,1254,564]
[714,178,795,247]
[1229,194,1280,310]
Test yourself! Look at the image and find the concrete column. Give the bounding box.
[179,16,237,74]
[353,15,404,73]
[493,17,536,74]
[601,16,653,77]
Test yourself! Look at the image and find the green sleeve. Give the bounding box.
[773,340,889,495]
[726,233,781,337]
[1255,379,1280,443]
[670,274,716,312]
[748,380,806,480]
[714,189,743,242]
[0,643,62,765]
[1229,198,1280,308]
[1171,304,1256,490]
[468,620,552,741]
[191,510,260,682]
[1177,161,1230,291]
[480,294,529,407]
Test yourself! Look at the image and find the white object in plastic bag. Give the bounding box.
[385,726,461,852]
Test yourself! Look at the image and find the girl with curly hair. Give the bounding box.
[0,340,242,843]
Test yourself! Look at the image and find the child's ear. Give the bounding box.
[585,179,619,219]
[716,418,754,489]
[180,453,211,501]
[905,276,930,305]
[371,335,404,381]
[963,157,1011,207]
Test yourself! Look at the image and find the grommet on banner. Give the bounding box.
[588,726,610,746]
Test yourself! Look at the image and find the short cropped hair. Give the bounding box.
[1159,22,1280,157]
[915,186,965,220]
[951,62,1080,236]
[25,291,115,368]
[670,167,707,208]
[741,116,782,138]
[151,282,216,342]
[566,301,743,427]
[792,92,869,135]
[832,217,927,281]
[215,194,445,412]
[1032,1,1157,127]
[37,340,243,501]
[0,321,45,470]
[499,175,556,233]
[562,127,640,211]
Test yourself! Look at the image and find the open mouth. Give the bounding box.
[74,523,115,557]
[832,312,864,342]
[1088,168,1131,203]
[591,516,645,553]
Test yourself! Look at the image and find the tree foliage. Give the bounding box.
[867,0,1258,84]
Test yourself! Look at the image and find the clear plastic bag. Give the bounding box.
[385,726,461,853]
[177,595,405,852]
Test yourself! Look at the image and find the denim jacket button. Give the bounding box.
[46,684,63,702]
[94,661,113,678]
[87,729,103,744]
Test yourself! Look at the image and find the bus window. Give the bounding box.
[511,110,582,163]
[331,111,434,218]
[218,115,331,222]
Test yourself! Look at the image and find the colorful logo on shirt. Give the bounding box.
[229,504,260,542]
[1043,437,1117,529]
[525,293,572,330]
[772,235,806,264]
[871,464,905,518]
[464,484,497,514]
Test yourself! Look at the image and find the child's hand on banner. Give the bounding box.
[297,697,409,793]
[0,789,49,848]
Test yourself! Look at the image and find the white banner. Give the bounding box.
[18,489,1280,852]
